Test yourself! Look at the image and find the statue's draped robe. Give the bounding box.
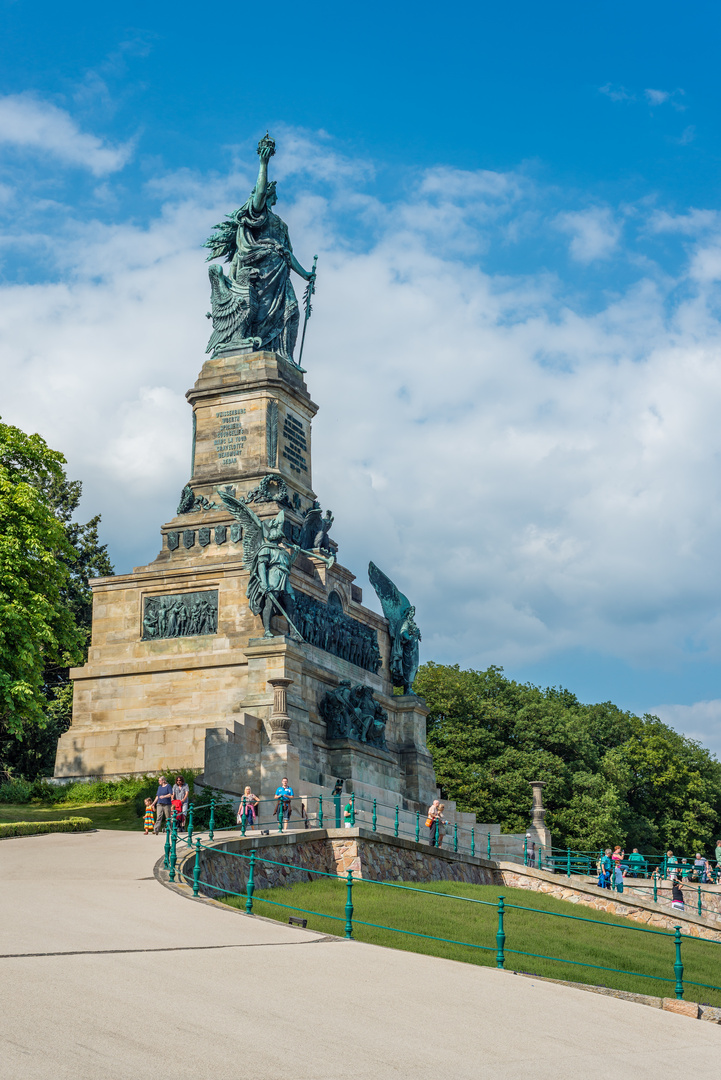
[230,199,300,360]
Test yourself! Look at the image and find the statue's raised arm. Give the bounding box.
[204,133,316,365]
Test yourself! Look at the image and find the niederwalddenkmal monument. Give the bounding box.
[54,134,438,815]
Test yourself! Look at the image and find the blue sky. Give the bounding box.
[3,0,721,752]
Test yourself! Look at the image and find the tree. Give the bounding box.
[415,661,721,854]
[0,420,112,780]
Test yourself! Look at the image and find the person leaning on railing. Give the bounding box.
[626,848,646,878]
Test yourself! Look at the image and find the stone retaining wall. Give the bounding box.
[499,864,721,942]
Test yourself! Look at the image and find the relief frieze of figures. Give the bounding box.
[142,590,218,640]
[293,591,381,673]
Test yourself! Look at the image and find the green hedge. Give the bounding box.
[0,817,94,838]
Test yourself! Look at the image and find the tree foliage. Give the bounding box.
[0,420,112,779]
[415,662,721,854]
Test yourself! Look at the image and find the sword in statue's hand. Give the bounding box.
[297,254,318,369]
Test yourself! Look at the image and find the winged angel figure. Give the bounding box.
[368,562,421,694]
[219,489,334,639]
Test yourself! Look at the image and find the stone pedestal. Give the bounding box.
[528,780,553,849]
[54,347,454,829]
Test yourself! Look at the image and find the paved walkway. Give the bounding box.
[1,830,718,1079]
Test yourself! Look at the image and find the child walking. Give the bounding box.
[143,798,155,834]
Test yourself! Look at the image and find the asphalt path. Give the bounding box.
[1,830,718,1078]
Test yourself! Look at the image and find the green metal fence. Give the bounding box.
[167,827,721,1003]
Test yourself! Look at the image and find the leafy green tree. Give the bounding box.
[0,420,112,780]
[415,661,721,855]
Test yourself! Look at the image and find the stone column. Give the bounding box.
[529,780,552,850]
[267,677,293,744]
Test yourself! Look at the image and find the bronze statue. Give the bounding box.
[368,561,421,694]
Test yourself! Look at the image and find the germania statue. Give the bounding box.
[204,133,316,364]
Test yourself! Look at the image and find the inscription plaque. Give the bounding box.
[214,407,247,466]
[142,590,218,640]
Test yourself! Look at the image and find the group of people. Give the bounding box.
[597,841,721,909]
[143,775,190,834]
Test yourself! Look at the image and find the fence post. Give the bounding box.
[372,798,377,832]
[415,811,420,843]
[240,796,247,836]
[345,870,354,939]
[653,871,658,904]
[454,823,458,853]
[334,791,341,829]
[193,838,201,896]
[245,850,255,914]
[169,808,178,881]
[538,845,542,870]
[164,816,171,869]
[278,800,284,833]
[187,802,194,846]
[673,926,684,999]
[487,832,491,860]
[394,806,399,838]
[663,854,668,879]
[524,835,527,866]
[471,828,475,857]
[566,847,571,879]
[350,793,356,826]
[698,886,702,916]
[319,795,323,829]
[209,797,215,841]
[496,896,506,969]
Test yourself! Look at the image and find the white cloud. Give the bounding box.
[554,206,621,261]
[650,702,721,758]
[645,89,670,106]
[5,132,721,681]
[0,94,132,175]
[599,84,634,103]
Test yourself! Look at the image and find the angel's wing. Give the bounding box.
[368,561,410,637]
[298,506,322,550]
[218,489,263,570]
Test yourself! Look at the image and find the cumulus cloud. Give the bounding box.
[554,206,621,261]
[4,129,721,686]
[0,94,132,175]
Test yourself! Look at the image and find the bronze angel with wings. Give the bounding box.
[368,561,421,694]
[219,489,334,639]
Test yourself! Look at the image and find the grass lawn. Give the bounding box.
[0,801,142,830]
[223,878,721,1006]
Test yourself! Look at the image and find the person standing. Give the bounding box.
[665,850,678,879]
[435,804,449,848]
[715,839,721,878]
[598,849,613,889]
[426,800,441,846]
[152,775,173,834]
[274,777,294,832]
[237,786,259,830]
[173,775,189,829]
[143,798,155,834]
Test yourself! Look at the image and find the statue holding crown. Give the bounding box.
[204,134,316,363]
